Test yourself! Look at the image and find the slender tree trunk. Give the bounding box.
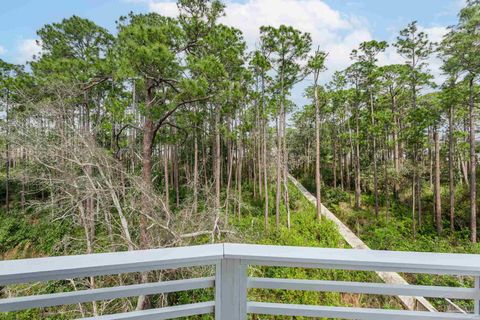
[173,131,180,207]
[137,80,154,310]
[4,90,9,214]
[370,91,379,217]
[412,173,417,238]
[332,129,337,189]
[354,103,361,209]
[392,95,400,199]
[202,131,208,187]
[347,120,354,193]
[429,127,434,191]
[314,85,322,220]
[214,104,221,220]
[275,115,282,228]
[193,127,199,215]
[262,73,269,230]
[237,131,243,218]
[257,110,263,199]
[434,124,442,235]
[280,72,290,229]
[340,149,345,190]
[449,104,455,231]
[263,119,269,230]
[469,77,477,243]
[163,146,170,213]
[384,140,390,220]
[225,117,233,224]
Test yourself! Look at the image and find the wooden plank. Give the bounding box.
[216,259,247,320]
[288,174,438,312]
[248,302,478,320]
[224,242,480,276]
[79,301,215,320]
[248,277,477,299]
[0,244,223,285]
[0,277,214,312]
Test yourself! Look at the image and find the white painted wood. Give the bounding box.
[215,262,222,320]
[224,243,480,276]
[248,277,478,299]
[2,243,480,318]
[0,244,223,285]
[79,301,215,319]
[247,302,479,319]
[288,174,446,312]
[216,259,247,320]
[0,277,214,312]
[475,276,480,315]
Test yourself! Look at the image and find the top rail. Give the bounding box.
[0,244,223,285]
[2,243,480,286]
[2,243,480,319]
[224,243,480,276]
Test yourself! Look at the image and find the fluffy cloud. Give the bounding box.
[0,45,5,56]
[148,0,373,80]
[15,39,42,64]
[148,1,178,16]
[422,26,448,84]
[147,0,448,96]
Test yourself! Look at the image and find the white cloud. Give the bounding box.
[422,26,448,44]
[148,0,374,82]
[422,26,448,85]
[0,45,5,56]
[149,1,178,16]
[147,0,450,98]
[15,39,42,64]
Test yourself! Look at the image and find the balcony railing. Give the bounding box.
[1,243,480,319]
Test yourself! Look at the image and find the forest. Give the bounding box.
[0,0,480,318]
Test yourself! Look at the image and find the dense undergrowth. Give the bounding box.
[297,173,480,312]
[0,181,408,319]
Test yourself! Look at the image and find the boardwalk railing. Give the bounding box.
[1,243,480,319]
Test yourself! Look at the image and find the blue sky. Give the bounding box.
[0,0,465,105]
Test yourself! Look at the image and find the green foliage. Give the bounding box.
[0,211,69,257]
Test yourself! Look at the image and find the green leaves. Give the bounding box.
[116,13,183,81]
[33,16,113,84]
[394,21,432,68]
[260,25,312,90]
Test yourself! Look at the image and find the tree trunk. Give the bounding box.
[469,77,477,243]
[434,124,442,235]
[275,115,282,228]
[354,103,361,209]
[332,129,337,189]
[370,91,379,217]
[225,117,233,224]
[193,127,199,215]
[237,131,243,218]
[412,173,417,238]
[449,104,455,231]
[263,118,269,230]
[137,80,154,310]
[4,90,9,214]
[315,85,322,220]
[214,104,221,221]
[392,95,400,199]
[163,146,170,213]
[173,133,180,207]
[262,72,269,230]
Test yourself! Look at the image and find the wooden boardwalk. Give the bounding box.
[289,174,450,313]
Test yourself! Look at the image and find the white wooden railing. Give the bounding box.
[1,243,480,319]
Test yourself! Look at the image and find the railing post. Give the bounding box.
[215,259,247,320]
[475,276,480,315]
